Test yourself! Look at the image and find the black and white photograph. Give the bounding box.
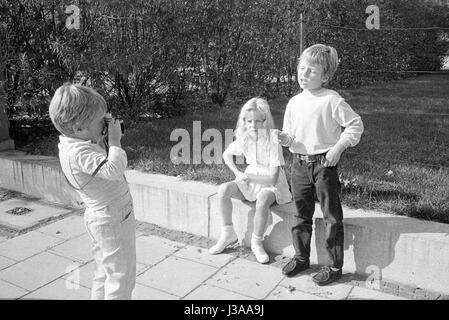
[0,0,448,308]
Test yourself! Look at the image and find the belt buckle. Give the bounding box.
[299,155,314,163]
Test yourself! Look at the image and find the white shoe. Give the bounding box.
[251,239,269,264]
[209,227,238,254]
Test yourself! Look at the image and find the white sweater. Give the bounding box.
[58,136,131,211]
[282,88,364,155]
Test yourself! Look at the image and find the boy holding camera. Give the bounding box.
[49,83,135,299]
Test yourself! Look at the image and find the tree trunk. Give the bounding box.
[0,66,14,151]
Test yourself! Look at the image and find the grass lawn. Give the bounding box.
[19,74,449,223]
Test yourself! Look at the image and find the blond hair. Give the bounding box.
[299,44,339,86]
[234,97,275,144]
[49,83,107,135]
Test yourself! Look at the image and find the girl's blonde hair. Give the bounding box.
[299,44,339,86]
[234,97,275,144]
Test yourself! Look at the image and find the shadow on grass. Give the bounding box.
[343,188,418,203]
[342,184,449,224]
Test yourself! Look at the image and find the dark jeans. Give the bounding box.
[290,156,344,269]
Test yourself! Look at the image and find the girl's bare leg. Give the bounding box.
[218,181,243,225]
[209,181,244,254]
[253,190,276,237]
[252,190,276,263]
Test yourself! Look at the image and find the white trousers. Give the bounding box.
[84,199,136,300]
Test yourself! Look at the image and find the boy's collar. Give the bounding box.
[59,135,96,144]
[302,87,327,96]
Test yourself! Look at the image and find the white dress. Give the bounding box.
[226,136,292,205]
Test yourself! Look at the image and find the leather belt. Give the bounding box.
[294,153,326,163]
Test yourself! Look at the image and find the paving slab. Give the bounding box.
[0,279,29,299]
[173,244,234,268]
[278,273,353,300]
[136,263,150,275]
[0,198,71,231]
[0,251,80,291]
[0,231,63,261]
[184,283,253,300]
[63,261,149,289]
[37,215,86,240]
[49,233,93,263]
[136,234,185,265]
[0,255,16,270]
[21,278,91,300]
[136,263,151,276]
[133,283,180,300]
[137,256,217,297]
[347,286,407,300]
[266,286,329,300]
[205,258,284,299]
[62,261,95,289]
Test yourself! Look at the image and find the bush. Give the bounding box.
[2,0,447,121]
[306,0,449,88]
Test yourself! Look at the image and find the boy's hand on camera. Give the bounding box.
[108,118,122,148]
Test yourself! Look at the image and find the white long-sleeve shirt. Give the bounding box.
[282,88,364,155]
[58,136,131,211]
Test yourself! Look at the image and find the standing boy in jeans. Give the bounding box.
[274,44,363,285]
[49,83,136,299]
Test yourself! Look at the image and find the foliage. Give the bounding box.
[305,0,449,88]
[1,0,448,119]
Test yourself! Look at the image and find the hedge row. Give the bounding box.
[1,0,447,119]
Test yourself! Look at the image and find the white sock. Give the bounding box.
[209,225,238,254]
[252,233,263,241]
[251,233,269,264]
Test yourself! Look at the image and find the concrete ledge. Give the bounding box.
[331,210,449,295]
[210,196,449,295]
[1,150,449,294]
[0,151,83,207]
[126,170,217,237]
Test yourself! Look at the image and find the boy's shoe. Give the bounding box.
[282,258,310,277]
[311,266,342,286]
[251,239,269,264]
[209,226,238,254]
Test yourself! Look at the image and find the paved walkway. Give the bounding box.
[0,190,424,300]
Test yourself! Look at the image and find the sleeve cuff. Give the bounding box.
[335,139,351,150]
[108,146,126,155]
